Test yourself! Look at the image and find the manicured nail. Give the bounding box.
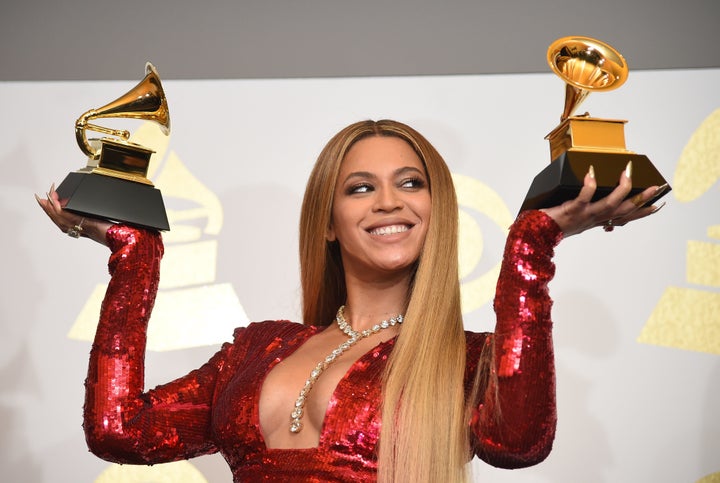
[651,201,666,214]
[632,183,670,209]
[34,193,42,204]
[654,183,669,197]
[588,165,595,179]
[625,161,633,179]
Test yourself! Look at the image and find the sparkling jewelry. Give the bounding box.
[67,218,85,238]
[289,305,403,433]
[603,218,614,232]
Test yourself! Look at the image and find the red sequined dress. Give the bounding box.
[83,210,563,481]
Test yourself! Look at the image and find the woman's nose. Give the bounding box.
[373,186,403,212]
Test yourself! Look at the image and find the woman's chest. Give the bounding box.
[211,330,392,455]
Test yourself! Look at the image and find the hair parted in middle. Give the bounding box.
[298,119,473,482]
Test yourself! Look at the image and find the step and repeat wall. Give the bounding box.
[1,68,718,482]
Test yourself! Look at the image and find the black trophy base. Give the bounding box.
[56,171,170,231]
[519,151,671,212]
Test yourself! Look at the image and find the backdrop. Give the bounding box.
[1,67,718,482]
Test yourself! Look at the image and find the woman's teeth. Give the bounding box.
[370,225,409,235]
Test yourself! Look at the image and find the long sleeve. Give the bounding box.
[471,209,564,468]
[83,225,228,464]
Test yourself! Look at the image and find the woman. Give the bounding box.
[37,120,663,482]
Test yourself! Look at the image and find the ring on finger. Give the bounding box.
[603,218,614,232]
[67,218,85,238]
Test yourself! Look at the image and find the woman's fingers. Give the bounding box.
[36,184,82,232]
[545,161,667,236]
[594,161,634,220]
[35,189,59,222]
[574,165,597,206]
[542,165,601,236]
[604,182,670,228]
[36,183,113,246]
[626,183,670,212]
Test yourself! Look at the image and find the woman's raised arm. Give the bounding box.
[36,186,232,464]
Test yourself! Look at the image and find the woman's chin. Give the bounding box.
[372,258,418,276]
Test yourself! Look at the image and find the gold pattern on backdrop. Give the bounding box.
[95,460,208,483]
[67,122,249,351]
[696,471,720,483]
[453,173,514,314]
[639,108,720,355]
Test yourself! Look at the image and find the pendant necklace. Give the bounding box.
[289,305,404,433]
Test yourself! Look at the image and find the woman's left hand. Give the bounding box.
[35,183,113,246]
[541,162,667,237]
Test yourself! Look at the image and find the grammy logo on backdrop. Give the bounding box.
[520,36,671,211]
[56,62,171,230]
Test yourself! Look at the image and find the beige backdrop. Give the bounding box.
[1,68,718,482]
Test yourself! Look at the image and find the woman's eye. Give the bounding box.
[348,183,373,194]
[400,177,425,189]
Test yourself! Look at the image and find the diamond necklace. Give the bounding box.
[289,305,404,433]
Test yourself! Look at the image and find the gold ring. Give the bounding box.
[67,218,85,238]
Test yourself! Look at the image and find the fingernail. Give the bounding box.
[34,193,42,203]
[633,183,670,209]
[588,165,595,179]
[651,202,666,214]
[654,183,669,197]
[625,161,633,179]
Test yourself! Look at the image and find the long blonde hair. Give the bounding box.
[299,120,469,482]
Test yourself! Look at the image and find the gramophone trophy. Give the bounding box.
[56,62,171,230]
[520,36,671,211]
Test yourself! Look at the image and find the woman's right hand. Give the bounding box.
[540,163,666,238]
[35,184,114,246]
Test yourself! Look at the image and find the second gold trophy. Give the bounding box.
[520,36,671,211]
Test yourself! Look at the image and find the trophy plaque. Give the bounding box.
[520,36,671,212]
[56,62,171,231]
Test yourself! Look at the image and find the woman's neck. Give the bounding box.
[341,270,411,331]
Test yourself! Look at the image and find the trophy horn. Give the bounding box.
[75,62,170,158]
[547,36,628,121]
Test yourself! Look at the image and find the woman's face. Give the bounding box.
[328,135,431,281]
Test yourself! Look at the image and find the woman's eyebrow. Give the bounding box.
[343,171,376,183]
[342,166,425,183]
[394,166,425,176]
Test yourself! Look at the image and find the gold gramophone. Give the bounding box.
[520,36,671,211]
[56,62,171,230]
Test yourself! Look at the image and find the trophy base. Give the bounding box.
[519,151,671,212]
[56,171,170,231]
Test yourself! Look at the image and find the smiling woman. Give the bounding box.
[36,119,664,482]
[328,136,432,280]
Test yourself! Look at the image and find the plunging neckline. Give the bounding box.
[256,326,396,451]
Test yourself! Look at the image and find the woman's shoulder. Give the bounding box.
[210,320,319,367]
[230,319,320,346]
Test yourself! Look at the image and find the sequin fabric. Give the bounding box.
[470,209,564,468]
[83,210,562,481]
